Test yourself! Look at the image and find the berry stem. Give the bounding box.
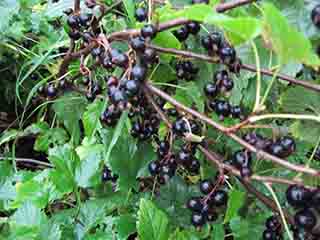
[251,41,262,113]
[264,183,294,240]
[216,0,258,13]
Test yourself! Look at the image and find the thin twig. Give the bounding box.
[0,157,53,168]
[216,0,257,13]
[148,45,320,93]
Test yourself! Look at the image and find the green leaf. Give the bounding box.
[206,16,262,45]
[137,199,169,240]
[0,129,19,146]
[114,215,136,240]
[52,92,87,145]
[175,82,205,112]
[291,121,320,144]
[75,143,104,188]
[38,221,62,240]
[212,223,225,240]
[82,100,104,138]
[48,144,79,193]
[34,128,69,152]
[169,229,199,240]
[262,3,320,68]
[153,31,181,62]
[123,0,136,26]
[0,179,16,201]
[11,201,46,227]
[279,86,320,114]
[224,189,245,222]
[105,111,128,164]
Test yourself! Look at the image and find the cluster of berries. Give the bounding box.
[175,60,199,81]
[148,141,177,184]
[262,215,283,240]
[186,178,228,227]
[202,32,241,73]
[243,133,296,158]
[286,185,320,238]
[173,21,201,42]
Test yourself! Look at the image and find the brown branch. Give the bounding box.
[148,44,320,93]
[145,82,320,177]
[74,0,80,13]
[216,0,257,13]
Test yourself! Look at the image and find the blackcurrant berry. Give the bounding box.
[110,89,126,104]
[268,143,287,158]
[265,215,281,232]
[110,49,129,68]
[124,80,140,97]
[82,31,94,43]
[129,36,146,52]
[294,208,317,230]
[201,36,213,50]
[79,13,92,27]
[91,47,104,58]
[200,179,214,195]
[311,5,320,29]
[233,150,252,169]
[177,150,192,165]
[67,15,80,29]
[262,229,279,240]
[231,105,242,119]
[187,158,200,173]
[191,212,206,227]
[286,185,312,208]
[106,76,119,87]
[102,167,113,182]
[214,100,231,117]
[209,190,228,207]
[173,25,189,42]
[173,118,188,135]
[131,65,147,82]
[46,84,57,97]
[141,24,157,39]
[214,70,229,82]
[142,48,158,65]
[187,197,203,212]
[158,141,170,157]
[220,77,234,91]
[209,32,222,50]
[148,161,160,176]
[135,7,147,22]
[240,167,252,178]
[187,21,200,35]
[219,45,236,65]
[279,136,296,155]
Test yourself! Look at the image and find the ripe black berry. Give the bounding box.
[110,89,126,104]
[158,141,170,157]
[131,65,147,82]
[177,150,192,165]
[102,166,113,182]
[214,70,229,82]
[110,49,129,68]
[187,197,203,212]
[279,136,296,155]
[191,212,206,227]
[82,31,94,43]
[141,24,157,39]
[173,25,189,42]
[311,5,320,29]
[148,161,160,176]
[294,208,317,230]
[263,229,279,240]
[187,158,200,173]
[214,100,231,117]
[209,190,228,207]
[135,7,147,22]
[286,185,312,208]
[124,80,140,96]
[219,45,236,65]
[204,83,219,98]
[187,21,200,35]
[201,35,213,50]
[79,13,92,27]
[173,118,188,135]
[68,30,81,40]
[67,15,80,29]
[268,143,287,158]
[46,84,57,97]
[129,36,146,52]
[265,216,281,232]
[200,179,214,195]
[142,48,158,65]
[233,150,252,169]
[231,105,242,119]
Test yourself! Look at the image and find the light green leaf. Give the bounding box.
[262,3,320,68]
[75,144,104,188]
[137,199,169,240]
[0,130,19,146]
[114,215,136,240]
[224,189,245,222]
[82,100,104,138]
[212,223,224,240]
